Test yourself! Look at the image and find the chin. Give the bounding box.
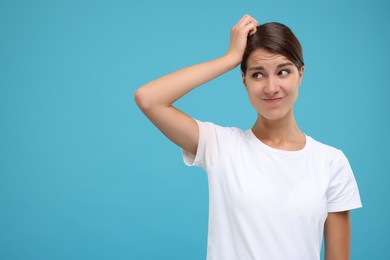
[261,115,286,121]
[259,110,291,121]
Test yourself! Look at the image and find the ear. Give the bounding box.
[242,72,247,88]
[299,65,305,76]
[298,66,305,86]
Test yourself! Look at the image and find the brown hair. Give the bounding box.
[240,22,304,74]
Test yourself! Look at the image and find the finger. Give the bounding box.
[237,14,253,29]
[233,14,248,30]
[252,17,259,26]
[248,17,258,36]
[244,22,257,36]
[249,26,257,36]
[250,18,259,27]
[251,20,258,34]
[245,18,258,31]
[238,14,250,24]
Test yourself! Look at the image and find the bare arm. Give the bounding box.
[134,14,258,154]
[324,211,351,260]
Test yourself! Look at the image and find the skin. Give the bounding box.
[135,14,351,260]
[325,211,351,260]
[243,49,306,151]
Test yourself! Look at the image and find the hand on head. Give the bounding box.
[226,14,258,66]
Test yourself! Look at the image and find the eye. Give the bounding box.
[252,72,264,79]
[278,69,290,76]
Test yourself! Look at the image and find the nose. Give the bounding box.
[264,76,280,94]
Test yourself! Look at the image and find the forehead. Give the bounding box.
[247,49,290,66]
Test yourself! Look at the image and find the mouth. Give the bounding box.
[263,97,283,104]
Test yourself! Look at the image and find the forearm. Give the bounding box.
[324,211,351,260]
[134,54,239,110]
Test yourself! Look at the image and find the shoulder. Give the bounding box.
[185,120,247,169]
[196,120,246,140]
[195,120,249,157]
[312,137,363,212]
[306,136,347,164]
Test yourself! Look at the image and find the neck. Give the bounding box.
[251,110,305,150]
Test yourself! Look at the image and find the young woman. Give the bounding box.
[135,14,362,260]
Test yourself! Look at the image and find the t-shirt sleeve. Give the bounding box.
[327,150,363,212]
[182,120,228,171]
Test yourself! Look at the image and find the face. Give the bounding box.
[242,48,304,122]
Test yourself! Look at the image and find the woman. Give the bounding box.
[135,14,362,260]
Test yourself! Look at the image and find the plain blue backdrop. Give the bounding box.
[1,0,389,259]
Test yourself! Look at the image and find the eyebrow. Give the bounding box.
[247,62,295,71]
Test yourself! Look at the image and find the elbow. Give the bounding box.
[134,87,151,111]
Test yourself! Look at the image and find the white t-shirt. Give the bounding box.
[183,120,362,260]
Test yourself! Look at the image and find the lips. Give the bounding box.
[263,97,283,104]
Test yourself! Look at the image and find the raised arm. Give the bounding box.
[134,14,258,155]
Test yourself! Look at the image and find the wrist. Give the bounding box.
[222,53,243,70]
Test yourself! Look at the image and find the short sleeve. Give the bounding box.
[327,150,363,212]
[182,120,230,171]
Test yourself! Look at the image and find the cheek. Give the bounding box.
[245,80,263,93]
[245,86,262,101]
[283,78,300,93]
[245,86,265,109]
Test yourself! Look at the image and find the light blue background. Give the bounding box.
[0,0,389,259]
